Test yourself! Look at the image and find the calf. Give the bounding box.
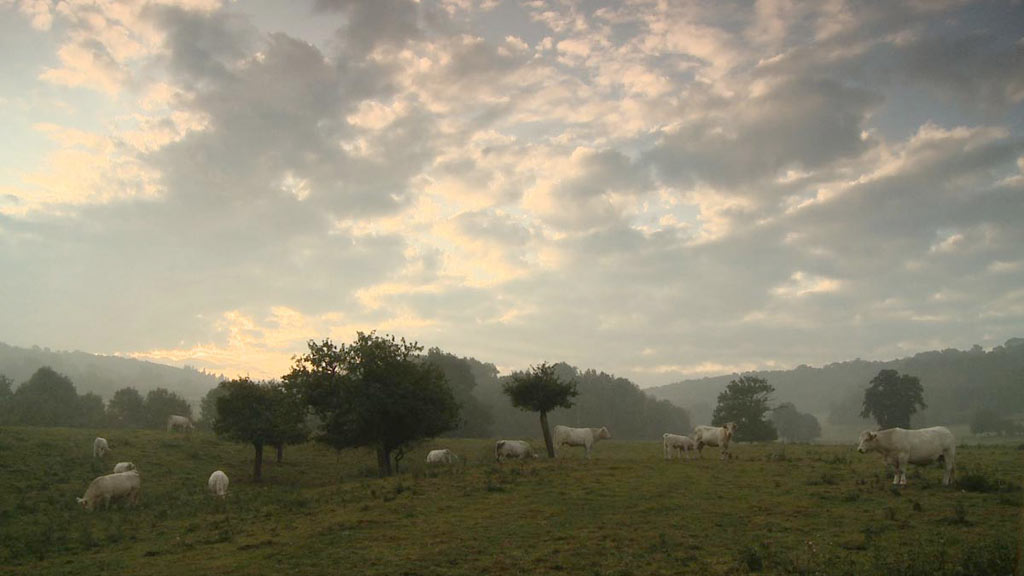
[663,433,696,460]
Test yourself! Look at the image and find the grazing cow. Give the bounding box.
[426,449,457,464]
[495,440,537,461]
[93,437,110,458]
[552,425,612,459]
[77,470,141,511]
[166,415,194,432]
[693,422,736,460]
[113,462,136,473]
[856,427,956,486]
[208,470,229,497]
[663,433,696,460]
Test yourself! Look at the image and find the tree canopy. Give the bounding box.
[107,387,146,428]
[770,402,821,443]
[860,369,926,429]
[143,387,192,429]
[8,367,81,427]
[424,348,493,438]
[284,332,460,477]
[712,375,778,442]
[502,362,578,457]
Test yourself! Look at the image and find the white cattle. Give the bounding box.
[857,427,956,486]
[113,462,136,473]
[208,470,229,497]
[663,433,696,460]
[552,425,612,459]
[495,440,537,461]
[77,470,140,511]
[93,437,110,458]
[166,415,194,432]
[694,422,736,460]
[426,449,457,464]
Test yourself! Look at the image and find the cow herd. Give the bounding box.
[77,415,229,511]
[77,417,959,512]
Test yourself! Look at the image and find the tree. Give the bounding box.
[0,374,12,425]
[77,392,106,428]
[143,387,192,429]
[771,402,821,443]
[284,332,461,477]
[9,367,80,427]
[860,369,926,429]
[712,375,777,442]
[198,385,229,430]
[424,348,493,438]
[502,362,578,457]
[213,378,309,481]
[107,387,147,428]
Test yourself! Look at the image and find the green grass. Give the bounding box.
[1,427,1022,575]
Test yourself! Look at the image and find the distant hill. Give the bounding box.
[0,342,222,406]
[647,339,1024,428]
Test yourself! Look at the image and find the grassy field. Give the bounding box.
[0,427,1021,575]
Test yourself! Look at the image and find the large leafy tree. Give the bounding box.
[284,332,461,477]
[770,402,821,443]
[861,369,926,429]
[77,392,106,428]
[9,367,81,427]
[143,387,192,429]
[502,362,578,457]
[107,387,146,428]
[198,385,229,430]
[214,378,308,481]
[712,375,777,442]
[424,348,493,438]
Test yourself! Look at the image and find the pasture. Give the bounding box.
[0,426,1021,575]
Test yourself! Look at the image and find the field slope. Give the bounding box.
[0,427,1021,575]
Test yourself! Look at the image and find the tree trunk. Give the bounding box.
[253,441,264,482]
[376,446,393,477]
[276,443,283,463]
[540,411,555,458]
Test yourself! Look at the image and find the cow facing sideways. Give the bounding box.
[166,415,194,432]
[663,433,696,460]
[694,423,736,460]
[552,425,611,459]
[426,449,457,464]
[208,470,229,497]
[495,440,537,461]
[113,462,136,473]
[857,427,956,486]
[93,437,110,458]
[77,470,140,511]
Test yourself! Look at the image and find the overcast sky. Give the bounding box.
[1,0,1022,387]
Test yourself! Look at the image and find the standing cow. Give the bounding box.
[426,449,457,464]
[857,427,956,486]
[93,437,110,458]
[663,433,696,460]
[694,422,736,460]
[167,415,194,433]
[552,425,611,458]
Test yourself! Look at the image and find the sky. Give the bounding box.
[1,0,1022,387]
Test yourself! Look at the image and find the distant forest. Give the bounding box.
[2,339,1022,439]
[648,338,1024,429]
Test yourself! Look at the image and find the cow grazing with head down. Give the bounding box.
[77,470,140,511]
[663,433,696,460]
[113,462,136,473]
[208,470,229,497]
[495,440,537,461]
[693,422,736,460]
[552,425,611,459]
[93,437,110,458]
[857,426,956,486]
[426,449,457,464]
[166,415,194,433]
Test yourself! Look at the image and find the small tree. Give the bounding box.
[712,375,777,442]
[197,385,229,430]
[502,362,578,458]
[861,369,926,429]
[771,402,821,443]
[107,387,147,428]
[213,378,308,481]
[77,392,106,428]
[285,332,461,477]
[0,374,13,425]
[144,387,192,429]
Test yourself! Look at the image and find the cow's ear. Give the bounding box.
[867,432,876,440]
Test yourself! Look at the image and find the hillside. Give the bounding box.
[0,343,221,405]
[647,338,1024,427]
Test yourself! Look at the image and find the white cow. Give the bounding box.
[663,433,696,460]
[857,427,956,486]
[495,440,537,461]
[166,415,194,432]
[208,470,229,497]
[93,437,110,458]
[694,422,736,460]
[77,470,141,511]
[113,462,136,473]
[426,449,457,464]
[552,425,612,459]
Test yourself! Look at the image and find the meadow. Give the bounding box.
[0,426,1021,575]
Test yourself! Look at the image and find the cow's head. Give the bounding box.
[856,430,877,453]
[76,497,91,510]
[724,422,737,433]
[597,426,612,440]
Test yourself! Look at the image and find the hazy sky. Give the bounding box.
[1,0,1022,386]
